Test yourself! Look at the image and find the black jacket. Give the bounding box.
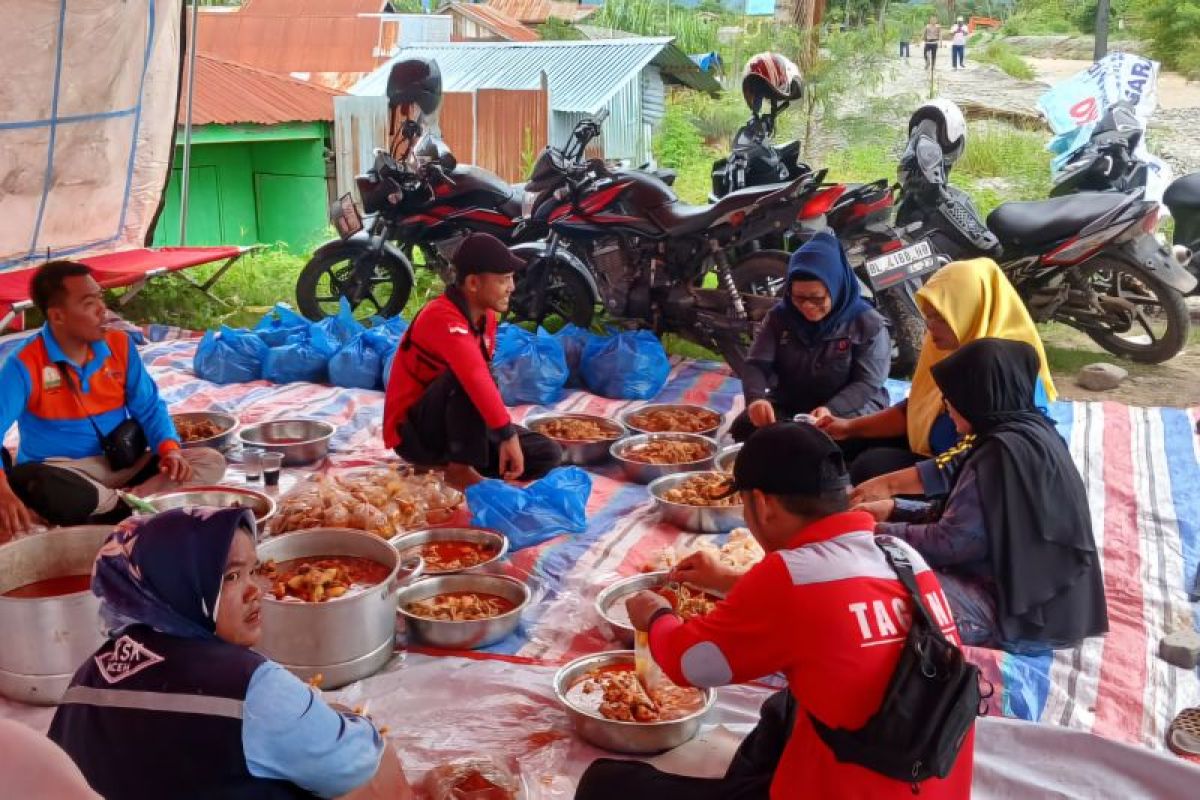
[742,307,891,417]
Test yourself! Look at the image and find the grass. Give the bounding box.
[973,41,1036,81]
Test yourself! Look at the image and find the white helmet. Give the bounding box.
[908,99,967,164]
[741,52,803,114]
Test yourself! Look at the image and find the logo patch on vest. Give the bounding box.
[42,365,63,391]
[95,635,165,684]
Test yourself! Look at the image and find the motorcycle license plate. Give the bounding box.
[864,241,938,290]
[330,193,363,239]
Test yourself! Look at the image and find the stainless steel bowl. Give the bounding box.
[554,650,715,754]
[170,411,238,451]
[609,433,717,484]
[238,419,336,466]
[388,527,509,575]
[143,485,277,532]
[396,573,529,650]
[0,526,111,704]
[524,413,626,466]
[715,443,742,473]
[256,528,423,688]
[648,472,745,533]
[594,572,727,646]
[619,403,723,439]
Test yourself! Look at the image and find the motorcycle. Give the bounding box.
[895,113,1196,364]
[1049,102,1200,292]
[711,108,935,377]
[509,116,825,379]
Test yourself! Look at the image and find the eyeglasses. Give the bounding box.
[791,293,830,308]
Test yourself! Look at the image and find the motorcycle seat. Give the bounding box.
[987,192,1129,248]
[651,182,790,236]
[1164,172,1200,212]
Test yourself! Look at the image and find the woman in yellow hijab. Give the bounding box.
[816,258,1056,483]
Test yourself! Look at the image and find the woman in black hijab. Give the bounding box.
[857,337,1108,651]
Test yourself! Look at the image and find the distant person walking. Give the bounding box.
[951,17,968,70]
[899,22,912,60]
[923,16,942,71]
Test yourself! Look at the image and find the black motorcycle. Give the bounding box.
[509,115,824,379]
[1050,101,1200,292]
[711,108,935,377]
[896,114,1196,363]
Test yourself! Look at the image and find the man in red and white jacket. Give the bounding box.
[577,423,975,799]
[382,233,561,487]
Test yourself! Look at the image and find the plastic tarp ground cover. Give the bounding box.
[1,1,183,270]
[0,338,1197,765]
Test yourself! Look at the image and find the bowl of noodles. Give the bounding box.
[525,413,626,465]
[609,433,717,484]
[647,471,744,533]
[594,571,724,646]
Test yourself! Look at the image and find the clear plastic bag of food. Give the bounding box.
[422,757,520,799]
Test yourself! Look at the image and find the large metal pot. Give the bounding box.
[255,528,422,688]
[239,419,336,466]
[554,651,715,754]
[0,526,111,704]
[143,486,276,533]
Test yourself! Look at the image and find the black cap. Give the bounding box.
[452,233,524,278]
[728,422,850,497]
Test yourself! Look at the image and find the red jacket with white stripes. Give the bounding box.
[382,288,510,449]
[649,511,975,799]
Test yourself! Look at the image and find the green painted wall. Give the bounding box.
[154,122,331,252]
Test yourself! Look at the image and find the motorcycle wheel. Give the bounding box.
[510,263,595,329]
[296,243,411,322]
[731,252,790,297]
[877,292,924,379]
[1077,257,1190,363]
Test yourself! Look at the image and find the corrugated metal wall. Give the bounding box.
[551,68,654,165]
[439,92,477,164]
[333,95,389,200]
[476,85,549,182]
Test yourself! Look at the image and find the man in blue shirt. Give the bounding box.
[0,261,225,539]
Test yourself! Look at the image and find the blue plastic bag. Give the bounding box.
[466,466,592,551]
[263,327,338,385]
[369,314,409,338]
[383,349,398,386]
[254,303,310,347]
[492,325,569,406]
[581,329,670,400]
[194,326,269,384]
[555,324,593,388]
[313,297,364,348]
[328,329,398,390]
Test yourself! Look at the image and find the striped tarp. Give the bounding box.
[143,338,1200,751]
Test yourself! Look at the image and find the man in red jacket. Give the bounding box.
[383,233,561,488]
[576,423,974,799]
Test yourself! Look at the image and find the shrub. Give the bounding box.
[974,41,1036,80]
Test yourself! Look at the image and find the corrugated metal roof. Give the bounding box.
[197,1,391,75]
[486,0,598,24]
[182,55,343,126]
[440,2,540,42]
[352,38,719,112]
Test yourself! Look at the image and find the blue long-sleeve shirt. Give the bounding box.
[242,662,384,797]
[0,326,179,463]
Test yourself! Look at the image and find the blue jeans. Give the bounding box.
[900,41,910,57]
[952,44,965,68]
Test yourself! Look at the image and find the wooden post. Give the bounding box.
[1094,0,1111,62]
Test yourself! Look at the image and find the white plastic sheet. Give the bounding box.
[0,1,182,270]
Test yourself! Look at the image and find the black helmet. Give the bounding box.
[387,58,442,116]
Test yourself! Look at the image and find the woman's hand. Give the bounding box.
[669,549,744,595]
[850,475,897,505]
[814,413,854,440]
[853,499,895,523]
[747,400,776,428]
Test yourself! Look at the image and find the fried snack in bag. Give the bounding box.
[422,757,519,800]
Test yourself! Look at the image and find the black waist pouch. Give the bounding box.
[809,537,986,790]
[100,418,149,472]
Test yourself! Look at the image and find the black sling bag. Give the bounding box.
[57,362,147,471]
[808,536,987,792]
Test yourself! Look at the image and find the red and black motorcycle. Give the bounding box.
[509,129,824,378]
